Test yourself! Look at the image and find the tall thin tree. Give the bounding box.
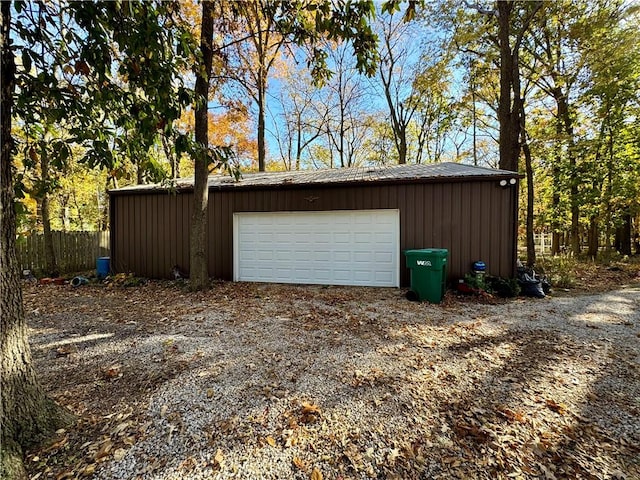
[189,0,215,290]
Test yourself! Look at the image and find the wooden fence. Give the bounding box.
[16,231,110,275]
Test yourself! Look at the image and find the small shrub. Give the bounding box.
[487,276,521,298]
[537,254,577,288]
[464,273,487,291]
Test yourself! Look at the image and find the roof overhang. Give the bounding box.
[108,162,523,197]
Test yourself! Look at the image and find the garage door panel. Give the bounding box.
[334,233,350,244]
[315,269,331,281]
[334,251,351,262]
[315,233,332,244]
[334,270,351,281]
[353,251,370,263]
[354,233,372,243]
[315,251,331,262]
[375,272,393,283]
[274,250,290,261]
[234,210,399,287]
[375,252,393,263]
[258,233,273,243]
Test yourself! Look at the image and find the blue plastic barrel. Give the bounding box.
[96,257,110,279]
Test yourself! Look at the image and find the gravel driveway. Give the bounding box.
[25,281,640,480]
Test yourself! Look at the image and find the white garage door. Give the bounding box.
[233,209,400,287]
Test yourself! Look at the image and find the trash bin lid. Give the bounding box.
[404,248,448,257]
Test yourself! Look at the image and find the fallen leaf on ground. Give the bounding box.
[94,440,113,461]
[213,448,224,468]
[113,448,126,461]
[104,364,122,379]
[293,457,306,470]
[545,399,567,415]
[301,402,321,415]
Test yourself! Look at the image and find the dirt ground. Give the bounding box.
[23,265,640,480]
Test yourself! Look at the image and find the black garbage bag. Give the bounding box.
[520,279,546,298]
[517,266,547,298]
[540,277,552,294]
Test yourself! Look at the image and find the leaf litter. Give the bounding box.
[23,279,640,479]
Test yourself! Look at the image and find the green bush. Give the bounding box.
[537,255,577,288]
[464,273,486,290]
[487,276,521,297]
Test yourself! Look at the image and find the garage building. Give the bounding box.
[108,162,520,287]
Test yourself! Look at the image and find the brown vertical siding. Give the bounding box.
[110,178,518,287]
[111,191,191,278]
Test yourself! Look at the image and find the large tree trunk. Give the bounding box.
[1,5,72,478]
[602,124,614,253]
[497,1,520,172]
[550,96,564,256]
[496,1,541,173]
[189,0,214,290]
[398,127,407,165]
[617,213,632,256]
[559,97,579,256]
[514,47,535,267]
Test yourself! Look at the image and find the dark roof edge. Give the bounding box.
[108,172,523,197]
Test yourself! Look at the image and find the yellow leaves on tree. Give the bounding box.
[176,109,258,169]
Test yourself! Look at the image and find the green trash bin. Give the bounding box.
[404,248,448,303]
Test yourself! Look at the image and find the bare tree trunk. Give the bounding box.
[2,5,72,477]
[633,215,640,255]
[471,67,478,166]
[58,193,70,231]
[496,1,541,172]
[35,152,59,276]
[602,124,614,253]
[547,68,579,256]
[398,128,407,165]
[163,135,179,179]
[515,59,535,266]
[523,138,535,266]
[497,1,519,172]
[551,191,562,255]
[551,109,563,255]
[40,192,58,277]
[136,159,144,185]
[257,69,266,171]
[618,213,632,256]
[189,0,214,290]
[587,215,599,260]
